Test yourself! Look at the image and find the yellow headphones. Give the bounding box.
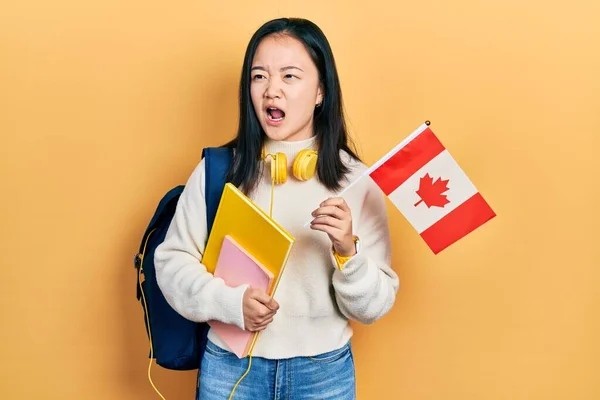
[262,148,318,185]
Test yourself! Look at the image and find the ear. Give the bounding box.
[315,84,324,106]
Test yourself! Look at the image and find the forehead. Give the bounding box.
[252,34,315,70]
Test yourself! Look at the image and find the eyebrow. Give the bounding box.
[251,66,304,72]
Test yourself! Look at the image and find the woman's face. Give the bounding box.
[250,34,323,142]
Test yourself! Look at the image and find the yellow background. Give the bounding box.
[1,0,599,399]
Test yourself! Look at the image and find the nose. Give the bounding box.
[265,77,282,99]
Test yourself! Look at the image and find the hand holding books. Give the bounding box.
[242,288,279,332]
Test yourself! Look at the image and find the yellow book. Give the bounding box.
[202,182,295,296]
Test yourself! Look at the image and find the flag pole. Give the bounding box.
[358,121,430,177]
[303,121,431,228]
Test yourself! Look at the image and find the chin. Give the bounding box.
[263,126,314,142]
[261,124,290,141]
[264,130,291,141]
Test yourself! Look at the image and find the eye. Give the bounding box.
[252,74,266,80]
[284,74,297,80]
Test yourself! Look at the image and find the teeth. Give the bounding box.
[267,107,283,121]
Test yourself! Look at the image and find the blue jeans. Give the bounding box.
[197,339,356,399]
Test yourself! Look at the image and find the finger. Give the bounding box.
[312,205,346,220]
[248,323,263,332]
[320,197,350,212]
[311,215,344,229]
[250,314,275,330]
[251,290,276,309]
[249,323,268,332]
[254,317,274,330]
[256,306,277,320]
[254,313,275,327]
[310,223,342,239]
[265,297,279,311]
[257,295,279,312]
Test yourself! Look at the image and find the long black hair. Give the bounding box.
[224,17,361,195]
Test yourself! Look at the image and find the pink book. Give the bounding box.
[207,235,274,358]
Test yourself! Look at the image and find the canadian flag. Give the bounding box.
[368,123,496,254]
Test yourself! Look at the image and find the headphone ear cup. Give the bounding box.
[271,152,287,184]
[293,149,318,181]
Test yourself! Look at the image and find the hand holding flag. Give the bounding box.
[306,122,496,254]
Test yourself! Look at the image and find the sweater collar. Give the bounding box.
[263,135,318,166]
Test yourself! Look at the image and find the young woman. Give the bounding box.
[155,17,399,399]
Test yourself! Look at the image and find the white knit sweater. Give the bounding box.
[154,135,399,359]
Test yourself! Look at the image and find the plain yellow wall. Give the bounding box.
[1,0,599,399]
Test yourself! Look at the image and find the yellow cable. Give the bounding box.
[137,229,167,400]
[270,174,275,218]
[262,151,276,218]
[227,332,261,400]
[140,157,278,400]
[139,149,295,399]
[227,167,276,400]
[139,172,273,400]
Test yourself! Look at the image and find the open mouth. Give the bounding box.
[266,107,285,122]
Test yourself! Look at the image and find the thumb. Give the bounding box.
[252,290,279,311]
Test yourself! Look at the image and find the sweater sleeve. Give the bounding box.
[154,159,248,330]
[331,177,399,324]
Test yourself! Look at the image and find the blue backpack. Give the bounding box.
[134,146,233,370]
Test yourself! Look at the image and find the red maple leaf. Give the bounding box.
[414,173,450,208]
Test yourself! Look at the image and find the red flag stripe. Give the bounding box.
[419,192,496,254]
[369,128,445,196]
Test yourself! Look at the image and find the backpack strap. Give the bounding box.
[202,146,234,235]
[136,185,185,263]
